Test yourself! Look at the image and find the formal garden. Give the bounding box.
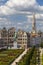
[18,46,40,65]
[0,47,41,65]
[0,49,24,65]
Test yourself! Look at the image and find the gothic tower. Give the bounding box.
[30,14,41,46]
[30,14,36,46]
[32,14,36,34]
[32,14,36,33]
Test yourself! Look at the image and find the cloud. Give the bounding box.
[0,0,43,15]
[17,22,22,25]
[0,17,12,28]
[0,0,43,31]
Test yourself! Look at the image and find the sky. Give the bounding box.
[0,0,43,32]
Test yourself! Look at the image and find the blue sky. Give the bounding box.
[0,0,43,32]
[37,0,43,6]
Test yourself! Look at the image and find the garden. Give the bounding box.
[0,49,24,65]
[18,46,39,65]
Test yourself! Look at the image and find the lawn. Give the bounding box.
[42,54,43,65]
[0,49,24,65]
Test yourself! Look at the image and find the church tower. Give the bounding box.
[30,13,36,46]
[30,13,41,46]
[32,14,36,34]
[31,13,36,37]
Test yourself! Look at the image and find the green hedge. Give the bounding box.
[30,48,38,65]
[40,42,43,48]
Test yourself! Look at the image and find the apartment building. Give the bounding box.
[27,32,30,47]
[8,27,16,48]
[0,27,16,49]
[0,30,3,48]
[0,27,8,48]
[17,29,30,49]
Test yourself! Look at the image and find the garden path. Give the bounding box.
[11,49,28,65]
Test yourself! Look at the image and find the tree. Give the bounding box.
[38,30,42,37]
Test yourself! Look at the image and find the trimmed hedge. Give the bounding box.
[18,46,36,65]
[30,48,38,65]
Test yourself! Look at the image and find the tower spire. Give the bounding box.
[32,13,36,33]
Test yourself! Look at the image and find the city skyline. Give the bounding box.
[0,0,43,32]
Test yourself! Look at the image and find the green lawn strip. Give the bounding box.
[0,49,24,65]
[42,54,43,65]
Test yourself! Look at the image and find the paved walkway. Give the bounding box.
[40,48,43,65]
[11,49,28,65]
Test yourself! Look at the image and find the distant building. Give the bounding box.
[17,29,22,48]
[27,32,30,47]
[0,27,16,49]
[41,33,43,43]
[0,29,3,48]
[0,30,2,39]
[17,29,30,49]
[22,32,28,49]
[8,27,16,48]
[30,14,41,46]
[0,27,8,48]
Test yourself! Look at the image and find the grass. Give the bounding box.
[42,54,43,65]
[0,49,24,65]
